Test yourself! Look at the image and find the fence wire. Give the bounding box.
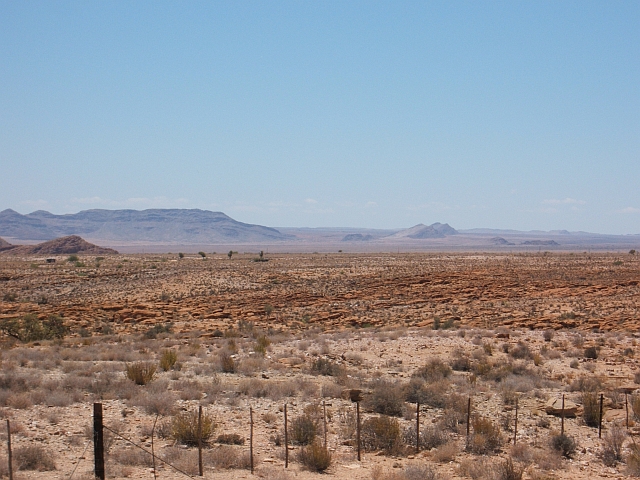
[102,424,196,479]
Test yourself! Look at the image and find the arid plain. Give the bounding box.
[1,252,640,479]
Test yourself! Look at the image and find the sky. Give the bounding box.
[1,2,639,234]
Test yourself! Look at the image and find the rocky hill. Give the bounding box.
[389,222,458,239]
[2,236,118,255]
[0,237,14,252]
[0,209,291,244]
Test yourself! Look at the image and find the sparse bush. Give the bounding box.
[159,349,178,371]
[494,456,525,480]
[290,414,318,445]
[207,445,251,470]
[509,342,531,360]
[404,464,440,480]
[466,416,502,454]
[403,424,448,450]
[217,433,245,445]
[414,358,451,383]
[551,432,576,458]
[14,445,56,471]
[584,346,598,359]
[600,423,626,466]
[628,443,640,476]
[543,330,554,342]
[0,314,69,342]
[219,351,236,373]
[297,440,332,472]
[367,379,405,417]
[631,395,640,420]
[67,254,79,262]
[310,358,344,376]
[254,335,271,355]
[361,415,404,455]
[125,362,156,385]
[143,322,173,339]
[171,410,215,446]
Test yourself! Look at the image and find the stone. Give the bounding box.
[545,397,578,417]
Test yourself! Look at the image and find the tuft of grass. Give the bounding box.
[159,349,178,371]
[125,362,156,385]
[219,351,236,373]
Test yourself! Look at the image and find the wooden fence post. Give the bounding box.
[6,419,13,480]
[284,404,288,468]
[599,393,604,439]
[356,400,361,462]
[626,393,629,430]
[250,407,254,474]
[151,416,158,480]
[323,400,327,448]
[416,401,420,453]
[513,397,518,445]
[466,397,471,438]
[94,403,105,480]
[198,406,203,476]
[561,394,565,435]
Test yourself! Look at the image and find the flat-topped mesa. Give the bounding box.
[1,235,118,255]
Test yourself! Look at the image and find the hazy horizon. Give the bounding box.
[1,2,638,234]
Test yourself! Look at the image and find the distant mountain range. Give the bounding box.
[0,208,290,244]
[1,208,637,251]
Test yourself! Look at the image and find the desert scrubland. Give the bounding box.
[1,252,640,479]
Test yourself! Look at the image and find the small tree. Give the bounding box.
[198,251,206,259]
[178,252,184,259]
[631,249,637,255]
[228,250,233,259]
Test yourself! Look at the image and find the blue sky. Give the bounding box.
[1,1,638,233]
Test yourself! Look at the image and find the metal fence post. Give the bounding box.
[284,404,288,468]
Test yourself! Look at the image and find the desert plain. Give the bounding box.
[1,251,640,480]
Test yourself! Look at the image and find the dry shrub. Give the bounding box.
[532,448,563,471]
[627,442,640,476]
[432,442,458,463]
[321,381,343,398]
[509,342,531,360]
[290,414,318,445]
[131,390,177,416]
[171,410,215,446]
[403,464,440,480]
[310,358,345,377]
[631,395,640,420]
[219,351,236,373]
[550,432,576,458]
[414,358,451,383]
[366,379,406,417]
[458,457,488,479]
[361,415,404,455]
[600,423,626,466]
[297,441,332,472]
[125,362,156,385]
[14,445,56,471]
[403,424,448,451]
[110,448,153,467]
[217,433,245,445]
[208,445,252,470]
[238,378,268,398]
[466,416,502,454]
[493,456,525,480]
[159,349,178,371]
[582,391,601,427]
